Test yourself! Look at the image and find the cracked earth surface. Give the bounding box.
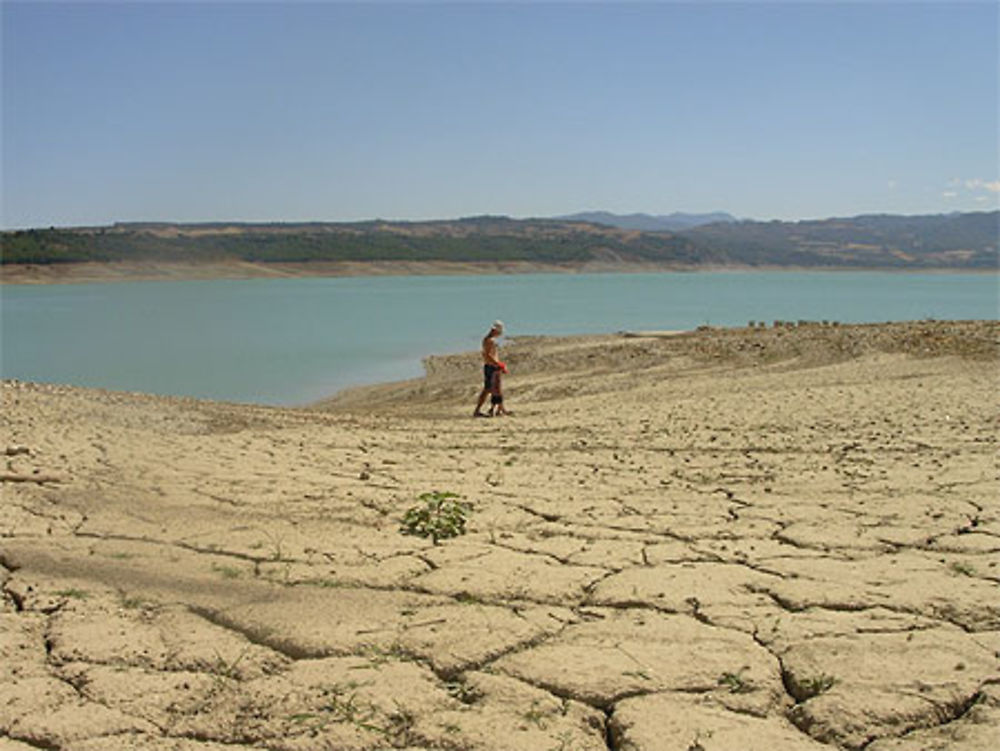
[2,321,998,750]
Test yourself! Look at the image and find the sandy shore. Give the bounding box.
[4,260,993,285]
[2,320,998,750]
[1,260,674,285]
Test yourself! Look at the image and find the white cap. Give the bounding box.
[493,320,504,332]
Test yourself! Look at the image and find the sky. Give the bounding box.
[2,1,998,228]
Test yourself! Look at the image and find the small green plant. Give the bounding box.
[258,529,285,561]
[213,646,251,679]
[384,704,417,745]
[288,682,401,738]
[800,673,837,697]
[323,691,381,732]
[718,668,754,694]
[400,491,472,545]
[522,700,548,729]
[212,563,243,579]
[549,730,575,751]
[949,561,976,577]
[445,680,482,705]
[359,642,414,667]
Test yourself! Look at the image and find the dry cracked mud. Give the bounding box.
[2,320,998,750]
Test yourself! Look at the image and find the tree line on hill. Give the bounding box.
[684,212,998,268]
[1,211,996,269]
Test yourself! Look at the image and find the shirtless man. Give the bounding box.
[473,320,509,417]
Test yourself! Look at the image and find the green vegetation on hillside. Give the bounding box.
[0,219,709,266]
[684,211,998,268]
[1,211,996,269]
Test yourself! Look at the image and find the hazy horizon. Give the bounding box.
[3,2,998,230]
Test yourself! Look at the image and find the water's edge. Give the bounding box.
[4,259,997,286]
[4,272,996,405]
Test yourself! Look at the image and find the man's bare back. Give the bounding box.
[474,321,508,417]
[482,332,500,365]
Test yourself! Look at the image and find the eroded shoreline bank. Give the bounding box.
[3,259,996,285]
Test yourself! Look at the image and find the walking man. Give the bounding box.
[473,320,509,417]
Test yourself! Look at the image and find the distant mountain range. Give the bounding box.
[556,211,737,231]
[2,211,997,270]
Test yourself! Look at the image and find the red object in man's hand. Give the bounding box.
[497,361,509,374]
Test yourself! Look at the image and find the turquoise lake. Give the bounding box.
[2,271,997,405]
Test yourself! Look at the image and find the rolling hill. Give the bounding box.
[2,211,996,270]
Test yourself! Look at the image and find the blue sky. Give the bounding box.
[2,1,997,228]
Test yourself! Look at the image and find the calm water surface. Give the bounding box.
[2,271,997,405]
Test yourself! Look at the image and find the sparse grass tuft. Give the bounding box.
[259,529,286,561]
[287,683,416,742]
[800,673,837,697]
[949,561,976,577]
[384,703,417,745]
[320,690,383,733]
[718,668,755,694]
[211,563,243,579]
[359,642,415,667]
[522,700,549,729]
[445,680,482,705]
[549,730,575,751]
[213,646,251,679]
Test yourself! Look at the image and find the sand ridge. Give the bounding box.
[1,260,727,285]
[2,320,998,750]
[5,261,989,286]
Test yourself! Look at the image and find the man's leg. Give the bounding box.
[474,388,490,416]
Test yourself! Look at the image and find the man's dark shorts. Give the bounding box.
[483,364,499,390]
